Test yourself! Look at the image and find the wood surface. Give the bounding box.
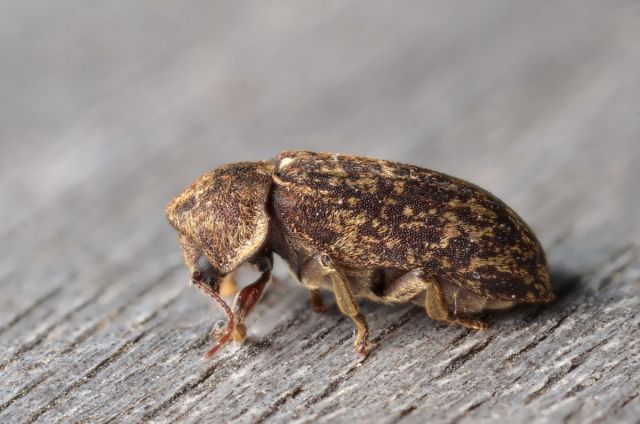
[1,1,639,423]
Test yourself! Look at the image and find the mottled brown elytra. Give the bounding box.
[166,151,554,357]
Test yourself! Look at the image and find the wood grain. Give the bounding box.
[1,1,639,423]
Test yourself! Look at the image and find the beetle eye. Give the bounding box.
[198,255,212,271]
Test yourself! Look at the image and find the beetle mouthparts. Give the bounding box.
[192,270,223,293]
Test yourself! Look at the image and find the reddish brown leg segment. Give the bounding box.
[192,253,273,358]
[309,288,328,313]
[231,264,271,343]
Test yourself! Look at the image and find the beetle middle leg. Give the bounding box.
[308,254,370,355]
[378,269,428,303]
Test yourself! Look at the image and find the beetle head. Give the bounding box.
[166,161,275,286]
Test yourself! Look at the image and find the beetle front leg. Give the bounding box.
[230,253,273,344]
[314,254,370,355]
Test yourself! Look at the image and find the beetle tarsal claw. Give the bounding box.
[205,315,235,358]
[210,319,228,339]
[204,312,250,357]
[355,337,371,356]
[453,318,487,331]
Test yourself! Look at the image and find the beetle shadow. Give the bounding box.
[549,265,583,302]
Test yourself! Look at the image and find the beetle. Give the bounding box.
[165,150,554,356]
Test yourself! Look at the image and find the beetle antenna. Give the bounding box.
[192,278,236,357]
[204,291,235,357]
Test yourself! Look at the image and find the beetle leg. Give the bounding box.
[378,269,428,303]
[315,254,370,355]
[425,278,486,330]
[230,253,273,344]
[308,288,328,313]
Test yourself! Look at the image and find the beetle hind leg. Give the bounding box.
[379,270,486,330]
[425,279,486,330]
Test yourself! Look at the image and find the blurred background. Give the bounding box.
[1,1,639,421]
[3,1,639,280]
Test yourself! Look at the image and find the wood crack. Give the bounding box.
[140,309,308,422]
[618,391,639,409]
[439,334,497,377]
[300,317,346,352]
[301,337,368,412]
[398,334,499,421]
[393,405,417,423]
[0,289,107,373]
[256,385,304,422]
[25,327,154,424]
[0,374,49,414]
[449,395,493,424]
[371,308,421,345]
[525,338,608,404]
[594,245,637,292]
[0,265,180,377]
[295,311,418,420]
[0,286,63,337]
[140,361,222,422]
[0,271,181,420]
[59,289,179,357]
[103,330,215,423]
[590,390,640,424]
[447,329,472,350]
[505,307,574,363]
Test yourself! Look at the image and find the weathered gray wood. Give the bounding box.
[1,1,639,423]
